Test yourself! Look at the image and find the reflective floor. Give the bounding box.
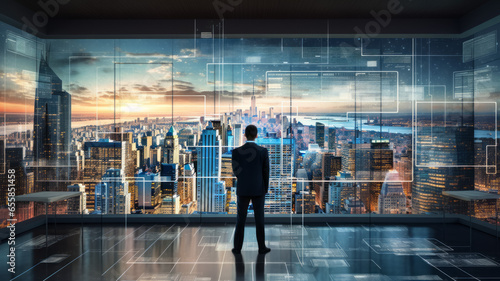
[2,222,500,280]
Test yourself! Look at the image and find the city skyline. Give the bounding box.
[1,21,499,226]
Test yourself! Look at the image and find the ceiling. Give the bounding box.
[1,0,499,38]
[7,0,492,19]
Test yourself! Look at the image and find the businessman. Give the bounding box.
[231,124,271,255]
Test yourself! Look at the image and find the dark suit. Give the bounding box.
[232,141,270,251]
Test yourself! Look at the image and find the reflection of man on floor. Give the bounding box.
[231,124,271,255]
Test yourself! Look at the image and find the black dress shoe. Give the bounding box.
[258,247,271,254]
[231,248,241,255]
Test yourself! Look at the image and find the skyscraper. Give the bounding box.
[161,163,178,198]
[33,55,71,191]
[196,122,222,213]
[368,140,394,212]
[295,168,310,193]
[221,153,234,189]
[179,127,197,148]
[233,124,243,148]
[413,126,474,214]
[136,171,161,213]
[315,122,325,148]
[250,93,257,118]
[378,171,406,214]
[82,140,134,211]
[226,124,234,152]
[163,126,179,164]
[179,163,196,204]
[328,127,336,153]
[160,194,181,214]
[327,171,357,214]
[95,168,130,214]
[211,120,223,139]
[257,137,294,214]
[319,153,342,210]
[67,184,86,215]
[213,181,227,213]
[295,191,316,214]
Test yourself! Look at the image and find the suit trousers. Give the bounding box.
[233,195,266,251]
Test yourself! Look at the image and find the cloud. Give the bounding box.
[180,48,197,55]
[71,94,96,106]
[116,47,202,62]
[147,64,172,78]
[57,53,100,66]
[175,84,195,91]
[70,83,90,94]
[133,84,153,92]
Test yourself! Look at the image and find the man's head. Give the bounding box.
[245,125,258,141]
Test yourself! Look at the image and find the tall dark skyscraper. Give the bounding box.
[413,126,474,214]
[161,163,179,198]
[33,56,71,163]
[328,127,336,153]
[319,153,342,210]
[315,122,325,148]
[33,55,71,191]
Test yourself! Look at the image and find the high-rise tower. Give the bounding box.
[378,171,406,214]
[256,137,294,214]
[315,122,325,148]
[163,126,179,164]
[196,122,223,213]
[33,55,71,191]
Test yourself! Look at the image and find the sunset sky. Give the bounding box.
[1,34,498,119]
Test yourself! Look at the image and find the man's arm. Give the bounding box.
[262,148,270,194]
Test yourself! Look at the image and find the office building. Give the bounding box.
[295,191,316,214]
[67,184,86,214]
[196,122,222,213]
[179,127,197,148]
[161,163,179,198]
[378,171,407,214]
[163,126,180,164]
[221,153,234,189]
[82,140,134,211]
[160,194,181,214]
[179,163,196,204]
[135,171,161,213]
[257,138,294,214]
[33,56,72,192]
[413,126,475,214]
[328,127,336,154]
[315,122,325,148]
[95,169,130,214]
[233,124,243,148]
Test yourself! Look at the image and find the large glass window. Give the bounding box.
[1,20,499,227]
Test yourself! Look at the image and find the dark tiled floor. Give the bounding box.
[1,222,500,280]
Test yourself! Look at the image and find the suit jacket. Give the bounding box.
[232,142,270,197]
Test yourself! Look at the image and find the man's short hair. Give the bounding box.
[245,125,258,140]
